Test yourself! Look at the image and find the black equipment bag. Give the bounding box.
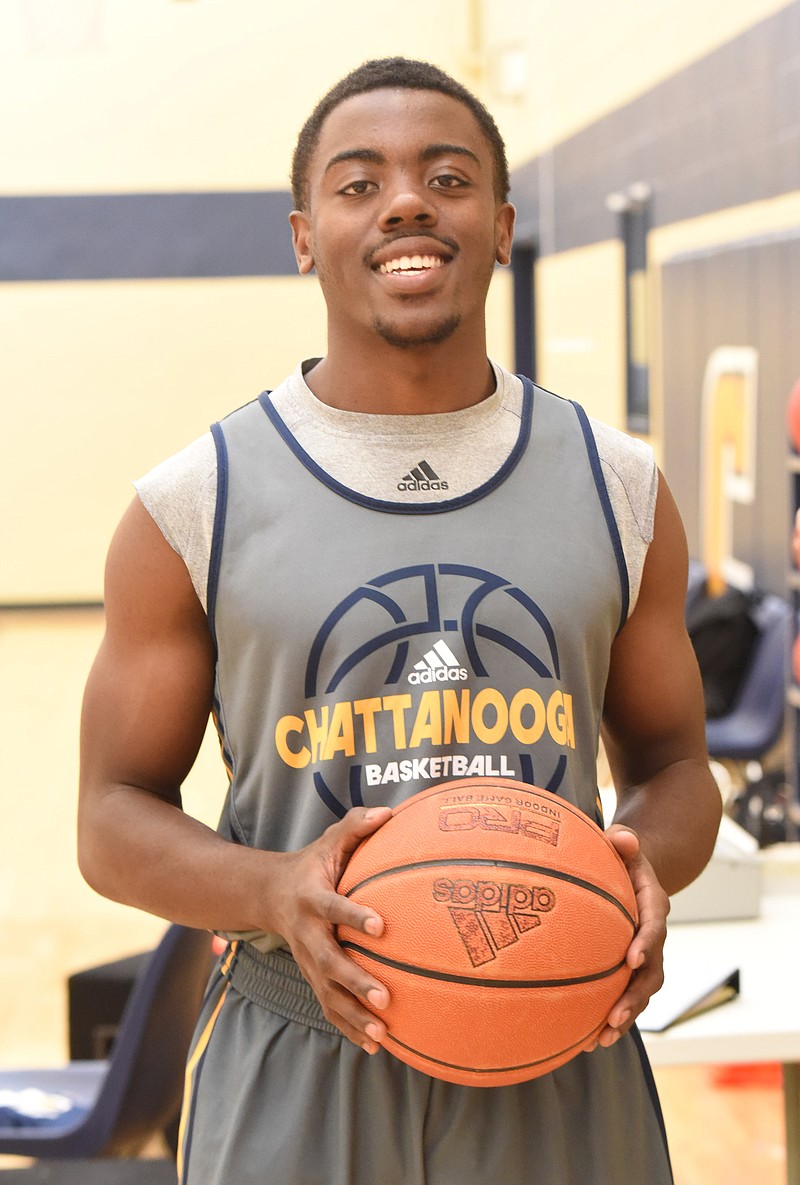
[684,581,761,719]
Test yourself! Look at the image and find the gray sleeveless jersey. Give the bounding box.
[211,376,626,852]
[180,376,674,1185]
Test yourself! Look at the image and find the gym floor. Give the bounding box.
[0,1062,787,1181]
[656,1063,785,1184]
[0,947,788,1184]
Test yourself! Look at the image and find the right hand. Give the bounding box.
[268,806,393,1053]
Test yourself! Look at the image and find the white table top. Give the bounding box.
[641,889,800,1067]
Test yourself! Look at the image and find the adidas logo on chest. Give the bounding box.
[397,460,449,492]
[408,639,468,685]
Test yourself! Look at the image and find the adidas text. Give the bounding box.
[408,665,468,684]
[397,478,449,492]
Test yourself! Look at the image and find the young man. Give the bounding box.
[78,58,721,1184]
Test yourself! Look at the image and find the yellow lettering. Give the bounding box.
[322,701,356,761]
[353,698,382,753]
[280,685,577,767]
[509,688,546,745]
[409,691,444,748]
[274,715,310,769]
[442,689,470,743]
[547,691,566,745]
[563,693,575,748]
[304,705,329,764]
[381,694,413,749]
[472,688,508,745]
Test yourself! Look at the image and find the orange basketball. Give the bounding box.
[787,378,800,453]
[337,778,637,1087]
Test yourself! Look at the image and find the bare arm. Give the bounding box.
[594,473,721,1045]
[78,497,391,1051]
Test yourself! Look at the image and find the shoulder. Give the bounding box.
[587,416,658,547]
[133,433,217,609]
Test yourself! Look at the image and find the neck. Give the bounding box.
[304,332,496,415]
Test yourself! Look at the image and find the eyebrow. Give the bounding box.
[420,143,481,168]
[324,148,386,174]
[323,143,482,175]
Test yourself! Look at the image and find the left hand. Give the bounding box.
[592,824,669,1048]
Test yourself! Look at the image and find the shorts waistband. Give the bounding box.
[225,941,340,1037]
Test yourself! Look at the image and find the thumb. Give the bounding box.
[605,825,640,865]
[327,805,393,863]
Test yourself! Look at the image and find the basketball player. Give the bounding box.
[78,58,722,1184]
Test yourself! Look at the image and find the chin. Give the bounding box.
[373,314,462,350]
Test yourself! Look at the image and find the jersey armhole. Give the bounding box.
[207,421,229,654]
[569,401,631,632]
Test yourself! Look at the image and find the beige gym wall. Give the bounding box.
[480,0,793,165]
[0,0,504,605]
[534,241,626,426]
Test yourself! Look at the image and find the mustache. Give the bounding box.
[364,231,459,268]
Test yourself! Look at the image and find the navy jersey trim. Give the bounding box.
[207,422,237,782]
[207,421,229,652]
[569,401,631,632]
[255,376,535,516]
[630,1024,675,1179]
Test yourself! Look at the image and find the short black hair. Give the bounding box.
[291,57,510,209]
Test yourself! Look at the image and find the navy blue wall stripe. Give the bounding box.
[4,6,795,285]
[0,190,297,281]
[511,2,799,254]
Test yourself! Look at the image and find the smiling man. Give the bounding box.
[289,78,514,403]
[78,58,720,1185]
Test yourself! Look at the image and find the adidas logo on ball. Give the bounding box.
[433,877,555,968]
[408,639,468,684]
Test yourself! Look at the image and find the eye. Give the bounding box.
[339,179,377,196]
[430,174,469,190]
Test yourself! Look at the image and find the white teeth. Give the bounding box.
[378,254,445,275]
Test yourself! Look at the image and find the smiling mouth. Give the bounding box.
[377,254,447,276]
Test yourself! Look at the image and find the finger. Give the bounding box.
[296,926,392,1012]
[313,881,387,942]
[600,909,666,1040]
[295,944,391,1049]
[319,806,394,885]
[625,901,667,972]
[322,987,389,1052]
[597,825,668,1042]
[605,826,669,967]
[605,957,664,1034]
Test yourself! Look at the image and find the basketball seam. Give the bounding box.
[384,1027,598,1077]
[341,857,637,928]
[340,940,630,989]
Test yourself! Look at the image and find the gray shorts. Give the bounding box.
[178,942,673,1185]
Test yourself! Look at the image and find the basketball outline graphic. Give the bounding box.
[296,562,574,818]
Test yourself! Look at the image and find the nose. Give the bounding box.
[379,182,437,230]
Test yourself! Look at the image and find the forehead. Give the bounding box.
[310,87,493,182]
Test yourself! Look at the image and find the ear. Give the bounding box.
[289,210,315,275]
[494,202,516,267]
